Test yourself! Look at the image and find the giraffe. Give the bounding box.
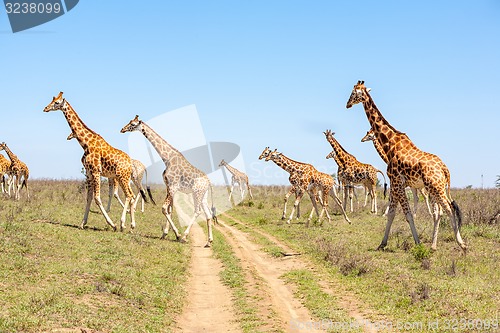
[324,130,387,214]
[0,143,29,200]
[219,159,253,201]
[67,131,154,212]
[259,147,304,219]
[0,154,11,194]
[266,148,350,226]
[325,150,360,212]
[120,115,216,247]
[44,92,140,232]
[361,129,434,217]
[346,80,466,252]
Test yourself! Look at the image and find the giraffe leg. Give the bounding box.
[287,190,304,224]
[247,182,253,199]
[429,196,442,251]
[182,189,209,243]
[329,187,351,224]
[81,178,94,229]
[319,191,332,225]
[306,190,322,227]
[282,188,294,220]
[421,188,433,217]
[228,180,235,202]
[106,179,114,213]
[371,186,377,214]
[91,173,117,231]
[200,192,214,247]
[240,183,245,201]
[112,178,126,212]
[161,191,180,240]
[411,188,418,218]
[23,177,29,200]
[431,189,466,252]
[363,186,369,208]
[378,180,420,250]
[306,192,318,227]
[118,178,135,232]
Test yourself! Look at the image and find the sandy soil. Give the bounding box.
[175,212,380,333]
[174,222,240,333]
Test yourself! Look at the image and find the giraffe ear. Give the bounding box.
[366,87,371,92]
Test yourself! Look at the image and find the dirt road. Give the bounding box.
[175,213,379,333]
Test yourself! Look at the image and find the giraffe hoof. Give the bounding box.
[204,241,212,248]
[179,236,188,243]
[376,243,387,251]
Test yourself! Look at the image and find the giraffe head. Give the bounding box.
[43,92,65,112]
[0,142,6,151]
[120,115,142,133]
[323,129,335,140]
[218,159,226,167]
[360,129,376,142]
[266,149,280,162]
[67,132,76,141]
[325,151,336,160]
[258,147,272,160]
[346,80,371,109]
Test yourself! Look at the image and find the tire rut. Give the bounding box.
[221,212,381,333]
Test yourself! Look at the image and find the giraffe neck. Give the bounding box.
[2,146,18,164]
[273,154,304,174]
[139,121,185,164]
[222,162,240,176]
[371,135,389,164]
[325,135,354,168]
[61,100,102,151]
[361,93,407,158]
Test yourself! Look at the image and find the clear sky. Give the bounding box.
[1,1,499,188]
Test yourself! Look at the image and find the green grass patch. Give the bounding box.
[226,186,500,331]
[0,180,189,332]
[209,227,269,332]
[282,269,363,333]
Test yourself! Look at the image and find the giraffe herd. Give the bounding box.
[0,81,466,252]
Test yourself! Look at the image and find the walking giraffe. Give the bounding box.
[219,159,253,201]
[259,147,304,220]
[0,154,11,194]
[324,150,359,212]
[0,143,29,200]
[265,148,350,226]
[44,92,141,231]
[324,130,387,214]
[346,80,466,251]
[68,131,154,212]
[361,128,435,217]
[120,115,216,247]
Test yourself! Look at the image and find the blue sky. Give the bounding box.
[1,1,499,188]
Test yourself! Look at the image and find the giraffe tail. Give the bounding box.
[451,200,462,230]
[143,167,156,205]
[139,189,148,203]
[146,186,156,205]
[377,170,388,199]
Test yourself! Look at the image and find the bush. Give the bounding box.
[410,243,431,261]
